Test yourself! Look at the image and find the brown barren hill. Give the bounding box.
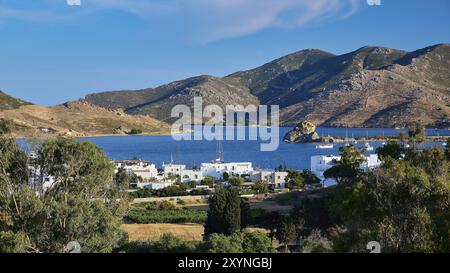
[0,100,171,138]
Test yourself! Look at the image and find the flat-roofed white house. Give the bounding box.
[113,160,158,180]
[311,154,382,181]
[143,181,175,190]
[180,169,204,183]
[250,169,288,189]
[200,162,254,180]
[250,169,274,183]
[272,171,288,189]
[163,163,186,177]
[360,154,382,170]
[310,155,342,180]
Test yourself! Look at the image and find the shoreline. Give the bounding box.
[11,126,450,140]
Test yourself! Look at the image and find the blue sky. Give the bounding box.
[0,0,449,105]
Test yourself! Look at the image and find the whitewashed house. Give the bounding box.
[272,171,288,189]
[163,163,186,178]
[360,154,382,170]
[310,155,342,180]
[250,169,288,189]
[113,160,158,180]
[200,161,254,180]
[180,169,204,183]
[143,181,175,190]
[250,169,274,183]
[310,154,382,182]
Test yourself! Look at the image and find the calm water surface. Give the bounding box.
[74,127,449,170]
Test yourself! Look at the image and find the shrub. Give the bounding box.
[127,208,207,224]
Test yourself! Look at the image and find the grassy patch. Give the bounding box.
[127,207,207,224]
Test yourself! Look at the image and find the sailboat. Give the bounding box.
[316,130,334,149]
[381,130,386,146]
[352,133,358,145]
[364,130,374,151]
[316,143,334,149]
[344,129,351,147]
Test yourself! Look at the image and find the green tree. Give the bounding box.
[330,148,450,253]
[376,141,403,160]
[252,180,268,194]
[285,169,304,190]
[0,118,14,135]
[324,145,366,184]
[202,176,215,188]
[222,172,229,181]
[188,180,197,189]
[300,170,321,185]
[408,124,426,149]
[202,233,244,253]
[129,128,143,135]
[241,231,273,253]
[275,215,297,252]
[115,167,132,189]
[300,230,332,253]
[204,187,241,236]
[228,176,244,187]
[202,231,273,253]
[0,137,128,253]
[240,198,251,229]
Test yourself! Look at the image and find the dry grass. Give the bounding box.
[122,223,205,242]
[0,101,171,137]
[122,223,269,242]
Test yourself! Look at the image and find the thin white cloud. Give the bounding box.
[0,0,361,42]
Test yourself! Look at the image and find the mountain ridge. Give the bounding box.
[85,43,450,128]
[3,44,450,130]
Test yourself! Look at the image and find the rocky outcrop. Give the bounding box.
[284,121,320,143]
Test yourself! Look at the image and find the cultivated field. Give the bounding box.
[122,223,269,242]
[122,223,204,241]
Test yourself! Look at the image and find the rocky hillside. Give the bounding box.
[86,75,259,123]
[0,92,171,137]
[83,44,449,128]
[0,90,32,111]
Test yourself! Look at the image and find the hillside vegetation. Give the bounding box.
[86,44,450,128]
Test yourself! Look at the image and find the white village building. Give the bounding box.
[113,160,159,180]
[180,169,204,183]
[163,163,186,178]
[250,169,289,189]
[200,161,254,180]
[310,154,382,181]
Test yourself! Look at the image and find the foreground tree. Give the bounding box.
[0,137,128,253]
[201,176,215,188]
[324,145,366,184]
[252,180,269,194]
[330,147,450,252]
[376,141,403,160]
[202,231,273,253]
[408,124,426,149]
[275,215,297,252]
[204,187,241,236]
[285,170,305,190]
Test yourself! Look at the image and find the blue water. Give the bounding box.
[73,127,449,170]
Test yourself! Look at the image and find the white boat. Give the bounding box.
[316,144,334,149]
[404,144,411,148]
[443,143,447,147]
[364,142,374,151]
